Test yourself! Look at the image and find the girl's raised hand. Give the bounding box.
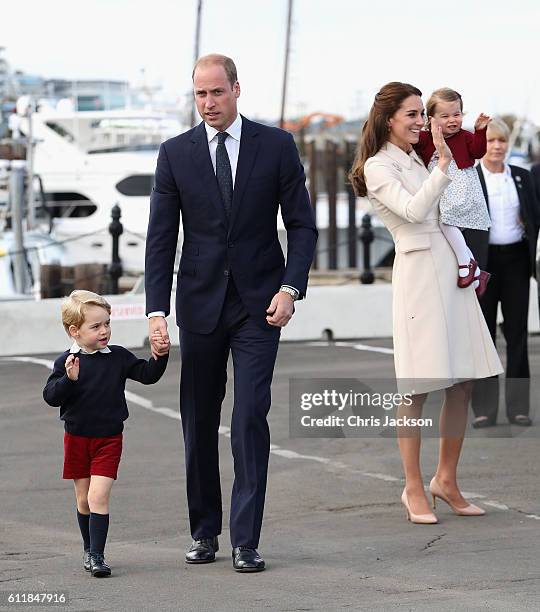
[431,119,452,166]
[65,354,80,381]
[475,113,491,130]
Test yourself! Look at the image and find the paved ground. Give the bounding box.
[1,336,539,611]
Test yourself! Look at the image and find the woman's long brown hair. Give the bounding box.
[349,82,422,197]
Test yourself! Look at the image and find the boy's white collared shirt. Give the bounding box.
[70,341,111,355]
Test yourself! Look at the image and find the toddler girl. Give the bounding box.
[415,87,491,295]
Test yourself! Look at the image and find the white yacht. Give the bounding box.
[17,106,185,273]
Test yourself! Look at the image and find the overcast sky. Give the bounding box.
[3,0,540,124]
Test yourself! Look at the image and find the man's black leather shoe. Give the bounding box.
[185,537,219,564]
[89,553,111,577]
[83,550,91,572]
[232,547,265,572]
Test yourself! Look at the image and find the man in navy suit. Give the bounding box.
[145,54,317,572]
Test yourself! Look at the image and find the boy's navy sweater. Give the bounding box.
[43,345,168,437]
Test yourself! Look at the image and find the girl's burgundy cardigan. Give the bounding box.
[414,127,487,170]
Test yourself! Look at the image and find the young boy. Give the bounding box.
[43,290,169,577]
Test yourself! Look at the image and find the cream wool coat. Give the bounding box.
[364,142,503,394]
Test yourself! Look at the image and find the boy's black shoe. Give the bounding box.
[185,537,219,563]
[83,551,91,572]
[232,547,265,572]
[89,553,111,577]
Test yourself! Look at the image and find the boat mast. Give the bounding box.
[190,0,203,127]
[279,0,293,129]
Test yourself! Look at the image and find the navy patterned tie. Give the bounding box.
[216,131,233,221]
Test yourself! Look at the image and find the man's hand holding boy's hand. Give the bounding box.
[65,354,80,381]
[148,317,170,360]
[150,329,170,357]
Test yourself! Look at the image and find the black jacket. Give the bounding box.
[463,164,540,275]
[531,163,540,210]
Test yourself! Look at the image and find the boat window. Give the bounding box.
[88,144,159,153]
[44,192,97,218]
[115,174,154,196]
[44,122,75,143]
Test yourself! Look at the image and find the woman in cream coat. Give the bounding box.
[350,82,503,524]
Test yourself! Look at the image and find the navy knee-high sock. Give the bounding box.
[89,512,109,555]
[77,510,90,551]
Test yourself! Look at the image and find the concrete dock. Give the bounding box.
[1,337,539,611]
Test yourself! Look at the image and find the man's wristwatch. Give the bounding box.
[279,285,300,301]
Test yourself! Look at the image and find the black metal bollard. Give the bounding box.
[109,203,123,294]
[359,213,374,284]
[325,139,338,270]
[345,140,357,268]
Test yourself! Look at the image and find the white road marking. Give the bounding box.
[4,356,55,369]
[307,341,395,355]
[362,472,400,483]
[3,354,536,521]
[484,501,510,511]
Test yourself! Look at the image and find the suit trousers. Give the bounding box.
[472,240,531,421]
[179,278,280,548]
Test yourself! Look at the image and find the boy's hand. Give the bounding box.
[475,113,491,130]
[150,330,170,355]
[65,354,80,381]
[149,316,170,360]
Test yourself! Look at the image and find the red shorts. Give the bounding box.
[63,432,123,480]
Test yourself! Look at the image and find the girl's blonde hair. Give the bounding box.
[61,290,111,334]
[426,87,463,127]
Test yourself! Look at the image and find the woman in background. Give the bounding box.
[463,118,540,427]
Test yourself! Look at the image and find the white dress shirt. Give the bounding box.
[205,113,242,186]
[481,161,524,245]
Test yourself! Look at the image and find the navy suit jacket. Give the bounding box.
[144,116,318,333]
[462,164,540,275]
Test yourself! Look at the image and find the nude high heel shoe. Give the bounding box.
[429,478,486,516]
[401,489,438,524]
